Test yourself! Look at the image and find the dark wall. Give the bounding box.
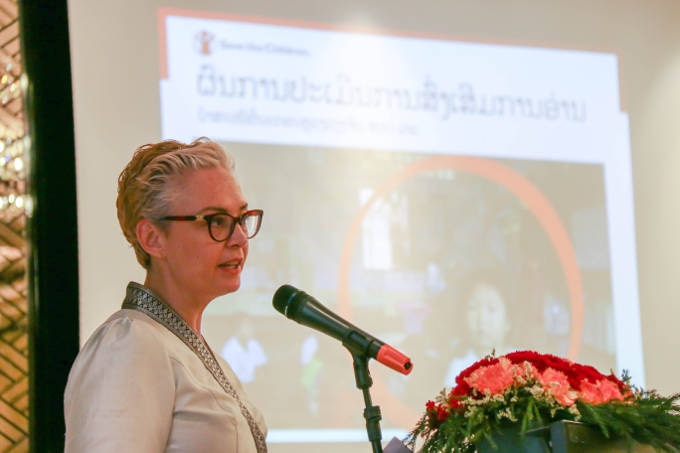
[19,1,80,452]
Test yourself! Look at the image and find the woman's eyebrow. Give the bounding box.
[197,202,249,214]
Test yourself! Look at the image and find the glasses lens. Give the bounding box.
[243,211,262,238]
[208,214,233,241]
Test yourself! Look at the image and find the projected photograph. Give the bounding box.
[201,144,613,432]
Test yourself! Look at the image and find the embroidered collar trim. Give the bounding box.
[121,281,267,452]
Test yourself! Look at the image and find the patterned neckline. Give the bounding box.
[122,282,267,452]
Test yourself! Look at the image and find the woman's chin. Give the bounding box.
[217,278,241,297]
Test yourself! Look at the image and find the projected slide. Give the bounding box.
[158,8,639,446]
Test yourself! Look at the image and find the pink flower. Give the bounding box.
[516,361,541,382]
[449,350,630,409]
[599,379,625,402]
[539,367,577,406]
[465,357,515,395]
[580,379,625,404]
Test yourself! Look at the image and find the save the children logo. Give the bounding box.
[193,28,310,58]
[195,30,215,55]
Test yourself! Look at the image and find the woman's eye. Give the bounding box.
[210,215,229,228]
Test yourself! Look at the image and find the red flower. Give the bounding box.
[448,384,469,411]
[567,362,608,390]
[425,400,450,427]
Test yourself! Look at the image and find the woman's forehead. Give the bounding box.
[169,167,245,209]
[468,284,505,304]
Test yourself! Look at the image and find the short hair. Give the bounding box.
[116,137,235,269]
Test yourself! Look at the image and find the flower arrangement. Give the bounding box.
[407,350,680,453]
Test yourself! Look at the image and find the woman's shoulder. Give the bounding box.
[79,309,175,358]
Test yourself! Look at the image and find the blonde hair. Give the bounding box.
[116,137,235,268]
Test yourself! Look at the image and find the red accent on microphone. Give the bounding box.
[376,344,413,375]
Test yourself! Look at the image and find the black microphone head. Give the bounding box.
[272,284,301,318]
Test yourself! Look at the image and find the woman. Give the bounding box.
[64,138,267,452]
[443,269,517,386]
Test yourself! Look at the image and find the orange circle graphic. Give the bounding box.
[336,154,584,428]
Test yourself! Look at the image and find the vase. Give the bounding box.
[475,424,551,453]
[548,420,657,453]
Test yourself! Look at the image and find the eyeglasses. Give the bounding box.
[161,209,263,242]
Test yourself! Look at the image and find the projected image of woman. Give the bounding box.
[444,268,517,385]
[63,138,268,452]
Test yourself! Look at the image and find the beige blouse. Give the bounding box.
[64,285,267,452]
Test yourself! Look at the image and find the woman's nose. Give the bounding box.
[227,222,248,246]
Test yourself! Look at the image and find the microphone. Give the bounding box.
[272,284,413,375]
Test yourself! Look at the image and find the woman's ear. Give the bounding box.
[136,219,166,260]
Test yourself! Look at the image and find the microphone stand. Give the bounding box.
[351,352,383,453]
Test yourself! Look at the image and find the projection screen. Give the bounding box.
[69,4,641,451]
